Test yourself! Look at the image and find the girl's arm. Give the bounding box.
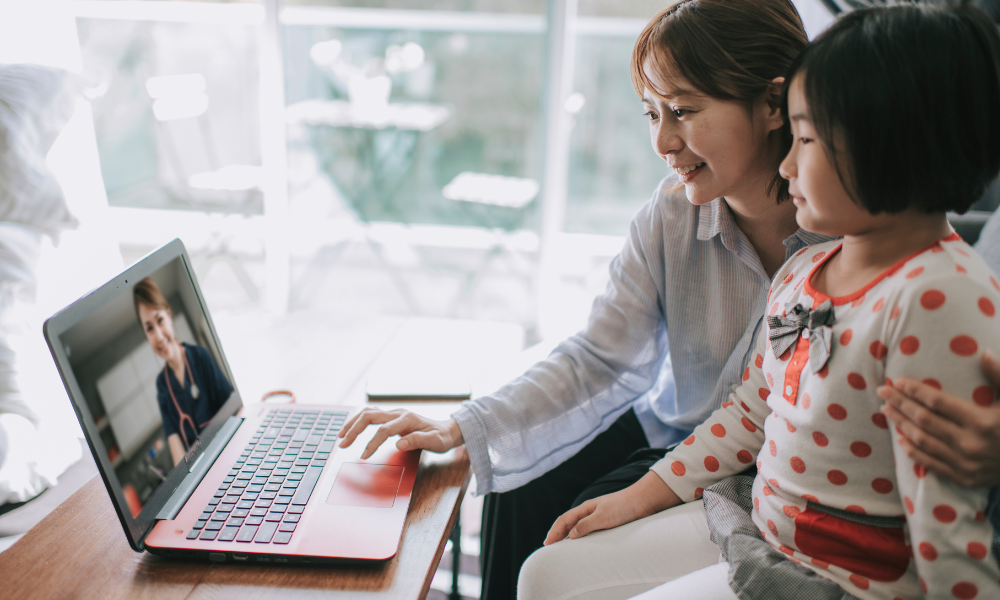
[884,275,1000,598]
[545,324,773,543]
[878,350,1000,488]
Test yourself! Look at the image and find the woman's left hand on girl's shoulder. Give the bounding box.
[878,349,1000,488]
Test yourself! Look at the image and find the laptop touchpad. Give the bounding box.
[327,463,404,508]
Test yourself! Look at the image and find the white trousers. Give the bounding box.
[517,502,739,600]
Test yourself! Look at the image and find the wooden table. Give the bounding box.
[0,437,470,600]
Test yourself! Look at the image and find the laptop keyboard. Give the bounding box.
[185,408,349,545]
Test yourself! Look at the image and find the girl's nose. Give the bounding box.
[779,149,796,180]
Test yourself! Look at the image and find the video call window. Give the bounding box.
[59,258,233,517]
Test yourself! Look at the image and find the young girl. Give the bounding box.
[523,4,1000,600]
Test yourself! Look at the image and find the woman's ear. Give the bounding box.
[763,76,785,133]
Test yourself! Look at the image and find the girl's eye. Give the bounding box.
[672,108,690,118]
[643,110,659,121]
[799,137,813,144]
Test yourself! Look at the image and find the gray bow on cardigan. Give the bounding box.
[765,300,836,373]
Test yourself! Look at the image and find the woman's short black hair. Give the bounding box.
[782,1,1000,215]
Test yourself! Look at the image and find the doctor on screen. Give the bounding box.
[133,278,233,465]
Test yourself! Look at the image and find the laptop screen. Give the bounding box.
[52,248,238,522]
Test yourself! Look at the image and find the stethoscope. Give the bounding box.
[164,344,208,449]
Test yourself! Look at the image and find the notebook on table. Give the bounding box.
[43,238,420,564]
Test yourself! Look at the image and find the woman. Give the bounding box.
[133,277,233,465]
[337,1,1000,597]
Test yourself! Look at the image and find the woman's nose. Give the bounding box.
[653,121,682,157]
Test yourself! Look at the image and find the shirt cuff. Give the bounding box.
[452,402,494,496]
[649,455,702,503]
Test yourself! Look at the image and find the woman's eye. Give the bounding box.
[643,111,659,121]
[672,108,690,118]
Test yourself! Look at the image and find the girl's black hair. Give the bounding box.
[781,1,1000,214]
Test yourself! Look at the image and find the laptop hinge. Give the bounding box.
[155,416,243,522]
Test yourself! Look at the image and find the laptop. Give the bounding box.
[43,238,421,564]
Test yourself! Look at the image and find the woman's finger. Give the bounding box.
[362,415,414,459]
[338,409,397,448]
[880,401,962,466]
[982,349,1000,387]
[893,431,977,487]
[879,381,965,445]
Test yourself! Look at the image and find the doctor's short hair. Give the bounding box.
[133,277,173,324]
[782,1,1000,215]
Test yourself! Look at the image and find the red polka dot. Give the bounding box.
[918,541,938,561]
[801,494,819,503]
[849,574,870,590]
[920,577,928,594]
[670,461,686,476]
[817,364,829,379]
[769,440,777,457]
[914,464,927,478]
[906,266,925,279]
[840,329,853,345]
[711,424,726,438]
[922,378,942,390]
[812,557,829,568]
[920,289,946,310]
[813,432,829,447]
[900,335,920,355]
[812,251,826,263]
[951,335,978,357]
[783,505,801,518]
[741,417,757,433]
[904,496,914,514]
[979,297,996,317]
[790,456,806,473]
[872,413,888,429]
[845,505,866,514]
[847,373,866,390]
[737,449,754,464]
[779,545,795,556]
[851,294,866,307]
[801,393,811,408]
[755,354,763,368]
[742,366,750,382]
[766,373,774,387]
[975,511,987,522]
[973,386,996,407]
[933,504,957,523]
[762,483,774,496]
[957,248,970,257]
[968,542,988,560]
[884,376,893,388]
[827,470,848,485]
[828,403,848,420]
[850,441,872,457]
[872,297,885,312]
[758,387,769,401]
[704,456,720,472]
[770,302,779,315]
[952,582,978,599]
[754,496,760,511]
[740,401,751,412]
[785,419,796,433]
[694,487,703,499]
[783,272,794,284]
[767,519,779,536]
[682,435,695,445]
[869,340,887,359]
[992,276,1000,292]
[890,306,901,320]
[957,264,968,274]
[871,478,893,494]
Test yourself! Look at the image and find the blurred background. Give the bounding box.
[0,0,836,596]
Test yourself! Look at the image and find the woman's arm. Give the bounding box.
[878,350,1000,488]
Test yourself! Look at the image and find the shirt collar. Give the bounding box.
[698,199,837,257]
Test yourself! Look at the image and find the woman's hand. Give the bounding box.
[337,408,464,459]
[544,472,682,545]
[878,350,1000,488]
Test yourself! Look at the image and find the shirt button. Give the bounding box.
[801,329,811,340]
[785,385,793,395]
